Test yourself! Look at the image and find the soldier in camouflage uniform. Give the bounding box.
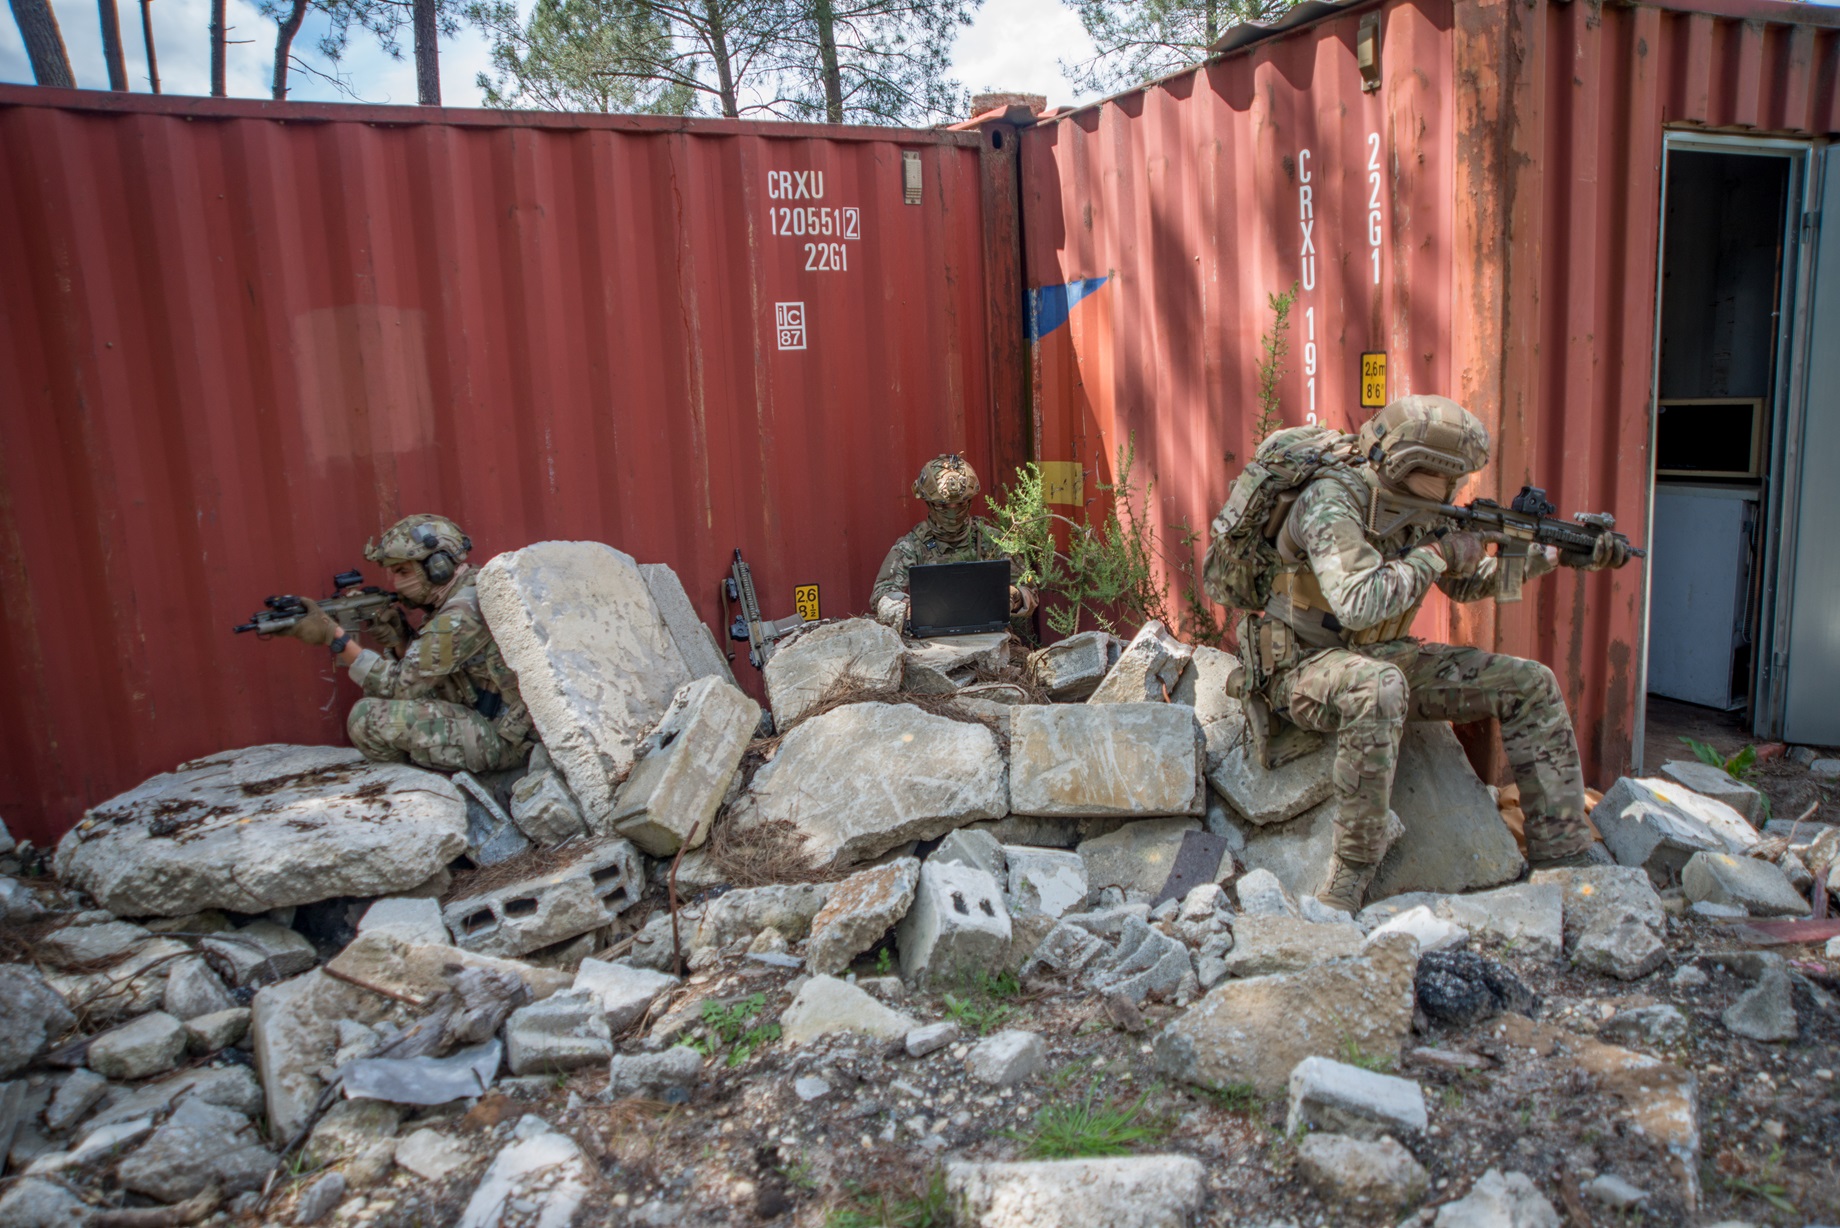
[276,514,534,773]
[1230,397,1628,913]
[871,454,1038,630]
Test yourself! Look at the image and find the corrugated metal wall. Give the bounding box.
[1022,0,1840,786]
[0,89,1025,843]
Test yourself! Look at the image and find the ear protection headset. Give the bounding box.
[413,522,473,586]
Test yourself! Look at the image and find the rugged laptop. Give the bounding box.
[906,560,1011,638]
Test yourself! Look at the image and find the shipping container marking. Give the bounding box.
[766,170,827,199]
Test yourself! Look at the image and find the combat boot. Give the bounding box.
[1316,855,1379,915]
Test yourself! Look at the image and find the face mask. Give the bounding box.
[1402,469,1458,502]
[392,564,434,606]
[927,501,972,545]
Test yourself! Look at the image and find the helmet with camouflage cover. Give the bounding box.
[912,453,981,505]
[1357,395,1490,487]
[365,514,473,571]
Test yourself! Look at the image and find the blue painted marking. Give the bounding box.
[1028,276,1109,342]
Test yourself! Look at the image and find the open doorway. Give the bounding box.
[1641,142,1796,768]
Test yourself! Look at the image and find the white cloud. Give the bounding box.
[4,0,1100,110]
[949,0,1097,110]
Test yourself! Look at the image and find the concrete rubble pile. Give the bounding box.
[1,546,1834,1226]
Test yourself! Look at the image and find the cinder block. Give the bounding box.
[610,676,760,856]
[443,837,642,959]
[896,860,1011,989]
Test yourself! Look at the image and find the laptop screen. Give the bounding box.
[907,560,1010,638]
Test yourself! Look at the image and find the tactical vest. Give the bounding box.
[432,577,533,744]
[1264,468,1433,651]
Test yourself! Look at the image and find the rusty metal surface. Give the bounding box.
[1021,0,1840,787]
[0,87,1024,843]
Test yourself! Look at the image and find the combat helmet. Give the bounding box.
[365,514,473,584]
[912,453,981,505]
[1357,395,1490,487]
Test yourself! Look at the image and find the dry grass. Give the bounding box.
[442,839,595,904]
[702,817,836,888]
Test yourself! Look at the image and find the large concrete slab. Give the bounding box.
[55,745,467,917]
[479,541,693,833]
[731,702,1007,868]
[763,618,904,728]
[1369,724,1524,900]
[638,562,737,688]
[1009,704,1204,818]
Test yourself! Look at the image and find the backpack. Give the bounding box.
[1202,425,1362,612]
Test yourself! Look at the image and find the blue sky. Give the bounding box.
[0,0,1102,112]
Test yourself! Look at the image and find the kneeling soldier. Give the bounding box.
[277,514,533,773]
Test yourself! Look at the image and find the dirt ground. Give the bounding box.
[1641,696,1834,830]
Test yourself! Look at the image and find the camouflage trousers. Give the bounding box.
[1270,639,1591,865]
[347,698,530,774]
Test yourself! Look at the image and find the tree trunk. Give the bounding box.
[8,0,75,86]
[139,0,160,91]
[209,0,226,95]
[703,0,737,117]
[814,0,841,123]
[97,0,129,89]
[413,0,440,104]
[271,0,306,99]
[1205,0,1218,46]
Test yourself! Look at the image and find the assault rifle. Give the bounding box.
[1368,485,1645,603]
[723,548,812,669]
[234,569,398,636]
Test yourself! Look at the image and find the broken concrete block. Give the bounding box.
[1721,967,1798,1042]
[1529,864,1667,979]
[1682,852,1807,917]
[395,1129,476,1182]
[303,1099,403,1168]
[356,898,449,947]
[1658,760,1764,824]
[503,990,613,1074]
[1286,1055,1428,1138]
[1026,631,1122,701]
[322,933,571,1010]
[45,937,190,1026]
[1235,867,1300,917]
[1592,777,1750,885]
[1087,620,1193,704]
[779,975,918,1045]
[732,702,1007,869]
[251,970,401,1140]
[965,1030,1045,1086]
[442,836,642,959]
[906,1020,962,1057]
[1154,934,1419,1094]
[1010,704,1203,818]
[201,921,317,989]
[896,860,1012,989]
[1077,819,1201,899]
[1222,915,1364,977]
[692,882,834,962]
[1020,920,1110,979]
[509,768,588,846]
[639,562,737,689]
[610,676,760,856]
[806,859,921,976]
[44,1070,108,1135]
[456,1117,592,1228]
[456,772,529,867]
[1599,1004,1688,1048]
[1437,883,1564,961]
[763,618,904,729]
[945,1155,1207,1228]
[87,1012,187,1080]
[1433,1169,1561,1228]
[1296,1133,1429,1212]
[570,963,672,1038]
[37,921,149,968]
[1365,905,1468,953]
[902,632,1010,694]
[1205,717,1336,826]
[932,828,1006,880]
[160,957,236,1022]
[1170,645,1239,728]
[479,541,694,833]
[1087,915,1192,1002]
[1004,847,1087,918]
[606,1047,703,1099]
[116,1099,274,1204]
[185,1008,250,1054]
[1366,725,1523,900]
[55,745,468,916]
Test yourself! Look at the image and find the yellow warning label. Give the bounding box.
[1038,461,1084,506]
[794,584,821,622]
[1360,352,1388,409]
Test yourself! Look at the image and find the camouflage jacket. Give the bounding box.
[871,518,1015,624]
[1272,467,1549,648]
[348,565,533,743]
